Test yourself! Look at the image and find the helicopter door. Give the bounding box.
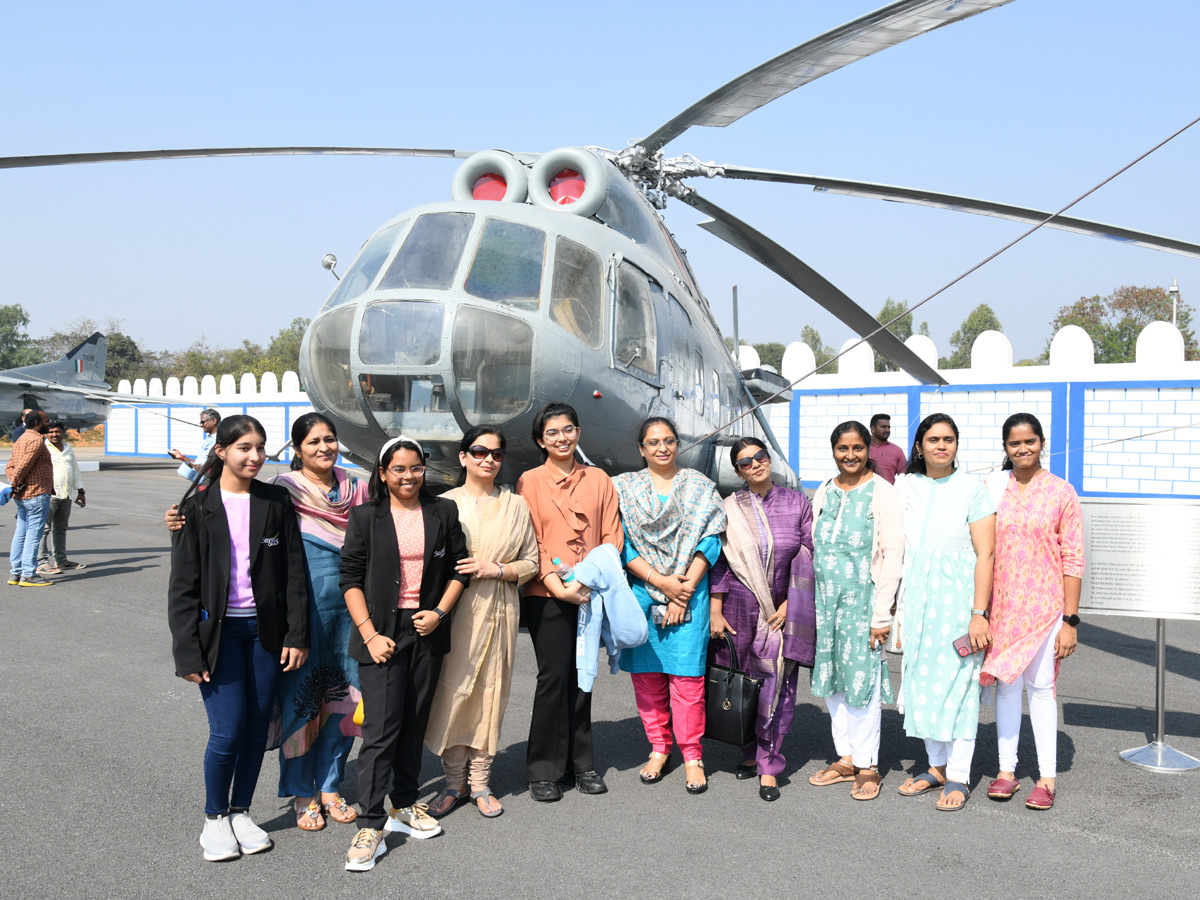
[613,261,660,385]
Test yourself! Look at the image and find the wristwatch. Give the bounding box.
[971,608,989,619]
[433,608,447,620]
[1062,613,1080,627]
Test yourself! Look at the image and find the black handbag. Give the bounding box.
[703,633,763,748]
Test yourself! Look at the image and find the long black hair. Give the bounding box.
[456,425,506,486]
[1000,412,1045,471]
[180,414,267,507]
[531,402,579,461]
[369,438,429,506]
[289,411,338,471]
[907,412,959,476]
[829,420,876,471]
[729,436,768,468]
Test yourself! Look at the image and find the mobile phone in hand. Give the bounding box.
[952,633,974,658]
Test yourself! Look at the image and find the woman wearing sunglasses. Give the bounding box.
[709,437,816,801]
[424,427,539,819]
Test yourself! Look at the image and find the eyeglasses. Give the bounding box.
[466,445,506,461]
[641,437,677,449]
[386,465,425,476]
[734,449,770,470]
[542,425,578,440]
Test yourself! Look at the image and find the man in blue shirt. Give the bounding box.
[168,408,221,481]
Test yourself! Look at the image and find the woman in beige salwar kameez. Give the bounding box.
[424,426,538,818]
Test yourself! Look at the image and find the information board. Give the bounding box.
[1080,496,1200,621]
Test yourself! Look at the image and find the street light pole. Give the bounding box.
[1169,278,1180,326]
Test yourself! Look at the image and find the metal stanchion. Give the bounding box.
[1119,618,1200,773]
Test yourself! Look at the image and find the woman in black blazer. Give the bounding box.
[167,415,309,862]
[339,436,468,872]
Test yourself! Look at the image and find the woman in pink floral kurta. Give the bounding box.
[981,413,1083,812]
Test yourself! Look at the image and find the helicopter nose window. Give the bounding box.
[305,307,368,426]
[549,237,603,348]
[378,212,474,291]
[320,221,407,313]
[360,374,449,432]
[464,219,546,309]
[358,301,444,366]
[452,307,533,425]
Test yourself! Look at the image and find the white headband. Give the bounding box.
[379,434,425,464]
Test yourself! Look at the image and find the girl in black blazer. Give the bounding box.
[339,436,468,872]
[167,415,309,862]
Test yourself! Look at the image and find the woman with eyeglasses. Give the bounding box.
[339,437,468,871]
[612,417,726,794]
[515,403,622,803]
[424,427,539,819]
[709,437,816,801]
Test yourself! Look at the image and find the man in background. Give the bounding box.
[5,410,54,587]
[168,408,221,481]
[868,413,907,484]
[10,408,32,442]
[37,422,86,576]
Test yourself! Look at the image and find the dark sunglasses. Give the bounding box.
[466,445,506,462]
[734,449,770,470]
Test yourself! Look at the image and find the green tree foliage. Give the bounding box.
[800,325,836,373]
[0,304,43,369]
[752,342,785,371]
[873,298,931,372]
[1041,285,1197,363]
[940,303,1003,369]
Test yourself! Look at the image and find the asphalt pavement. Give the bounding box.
[2,451,1198,899]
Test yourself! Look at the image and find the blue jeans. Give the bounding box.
[198,616,280,816]
[10,494,51,580]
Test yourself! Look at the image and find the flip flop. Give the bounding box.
[897,771,944,797]
[427,787,468,818]
[851,768,883,801]
[809,759,856,786]
[936,781,971,811]
[471,788,504,818]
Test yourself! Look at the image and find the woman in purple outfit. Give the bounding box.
[709,438,816,802]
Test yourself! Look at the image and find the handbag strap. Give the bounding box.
[707,632,741,672]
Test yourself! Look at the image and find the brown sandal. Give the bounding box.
[322,795,358,825]
[851,768,883,801]
[809,759,856,786]
[295,799,325,831]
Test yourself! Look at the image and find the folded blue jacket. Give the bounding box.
[573,543,648,692]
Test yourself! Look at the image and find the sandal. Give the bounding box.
[427,787,468,818]
[639,751,669,785]
[322,795,358,825]
[471,788,504,818]
[295,799,325,831]
[936,781,971,811]
[987,777,1021,800]
[897,771,945,797]
[851,768,882,801]
[809,759,856,786]
[684,759,707,795]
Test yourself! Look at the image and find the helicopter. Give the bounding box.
[5,0,1200,489]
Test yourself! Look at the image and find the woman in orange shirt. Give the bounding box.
[516,403,623,803]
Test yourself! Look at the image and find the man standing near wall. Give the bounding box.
[37,422,86,576]
[168,408,221,481]
[5,410,54,587]
[868,413,907,484]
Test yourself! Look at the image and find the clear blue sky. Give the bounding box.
[3,0,1198,364]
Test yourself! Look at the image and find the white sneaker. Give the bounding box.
[229,810,273,854]
[200,815,241,861]
[384,804,442,839]
[345,828,387,871]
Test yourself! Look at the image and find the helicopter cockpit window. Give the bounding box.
[319,221,406,313]
[464,219,545,309]
[549,237,603,349]
[693,350,704,415]
[378,212,474,291]
[358,301,444,366]
[305,306,368,426]
[615,262,657,377]
[452,307,534,425]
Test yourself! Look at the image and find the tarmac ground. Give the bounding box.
[2,451,1198,899]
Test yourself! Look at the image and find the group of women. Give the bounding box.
[166,402,1083,872]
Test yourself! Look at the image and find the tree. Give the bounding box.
[0,304,43,369]
[800,325,836,373]
[1041,284,1197,363]
[104,332,147,383]
[261,317,310,375]
[752,342,785,371]
[873,297,931,371]
[940,303,1003,369]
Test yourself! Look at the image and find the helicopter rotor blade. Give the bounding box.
[682,189,946,386]
[718,166,1200,260]
[0,147,477,170]
[636,0,1015,154]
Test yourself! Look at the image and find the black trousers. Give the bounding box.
[356,610,443,830]
[521,595,593,782]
